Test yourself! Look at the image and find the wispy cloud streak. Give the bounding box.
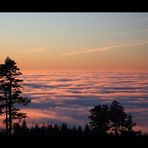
[61,40,148,56]
[110,29,148,36]
[119,18,148,24]
[21,48,49,54]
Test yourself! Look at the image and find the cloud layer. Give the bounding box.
[19,71,148,131]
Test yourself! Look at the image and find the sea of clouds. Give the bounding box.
[19,71,148,132]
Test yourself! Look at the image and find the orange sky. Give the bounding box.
[0,13,148,71]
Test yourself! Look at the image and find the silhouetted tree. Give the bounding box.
[89,104,110,136]
[78,126,83,136]
[47,124,53,135]
[124,114,136,132]
[71,125,77,136]
[0,57,31,135]
[13,123,21,136]
[20,120,28,135]
[121,114,141,136]
[53,124,59,136]
[88,100,139,136]
[110,100,126,135]
[33,123,40,135]
[110,101,141,136]
[84,124,91,136]
[61,123,68,136]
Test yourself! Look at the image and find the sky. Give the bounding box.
[0,13,148,71]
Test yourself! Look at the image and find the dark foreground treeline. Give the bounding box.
[0,100,148,137]
[0,121,147,137]
[0,122,91,136]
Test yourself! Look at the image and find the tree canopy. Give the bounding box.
[89,100,141,136]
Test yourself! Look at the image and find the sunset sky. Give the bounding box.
[0,13,148,71]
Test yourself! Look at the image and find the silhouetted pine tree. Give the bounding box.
[47,124,53,136]
[78,126,83,136]
[61,123,68,136]
[21,120,28,135]
[84,124,91,136]
[53,124,59,136]
[13,123,21,136]
[0,57,31,136]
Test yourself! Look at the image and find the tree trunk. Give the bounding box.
[9,74,12,136]
[5,93,8,135]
